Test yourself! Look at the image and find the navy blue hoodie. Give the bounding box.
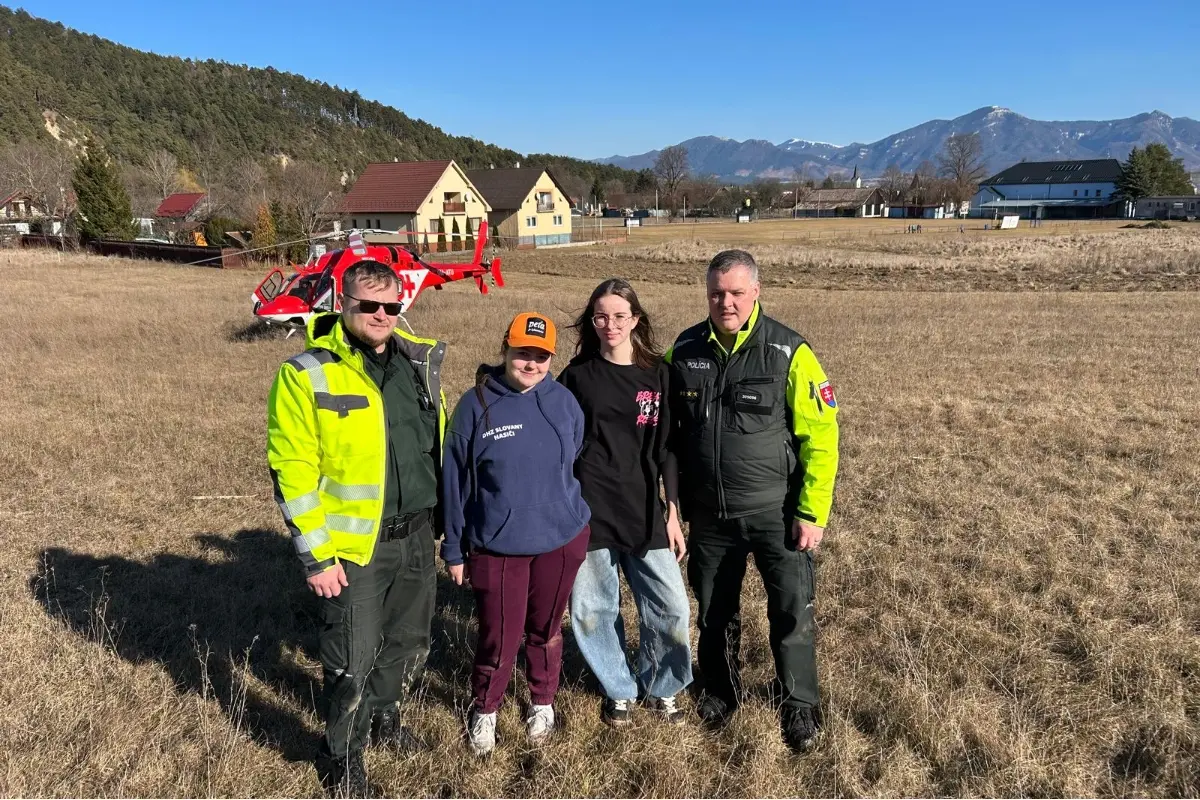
[441,366,591,566]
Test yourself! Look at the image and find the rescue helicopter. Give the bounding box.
[251,221,504,330]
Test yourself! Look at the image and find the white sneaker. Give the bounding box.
[467,709,497,756]
[525,703,555,744]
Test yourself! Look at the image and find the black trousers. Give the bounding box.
[317,520,436,758]
[686,505,818,713]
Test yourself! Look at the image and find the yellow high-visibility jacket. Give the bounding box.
[267,314,447,575]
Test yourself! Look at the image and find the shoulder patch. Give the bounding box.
[818,380,837,408]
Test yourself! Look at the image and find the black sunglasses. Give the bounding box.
[344,294,403,316]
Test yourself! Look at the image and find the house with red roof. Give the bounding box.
[338,160,491,249]
[155,192,209,220]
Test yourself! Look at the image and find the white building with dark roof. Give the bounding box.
[972,159,1130,219]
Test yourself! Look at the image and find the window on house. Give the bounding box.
[375,219,381,228]
[553,214,563,226]
[352,218,358,228]
[1095,190,1101,197]
[1073,190,1078,197]
[526,216,537,228]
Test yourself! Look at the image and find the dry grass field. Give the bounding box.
[2,224,1198,797]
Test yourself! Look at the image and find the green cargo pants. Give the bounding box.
[317,519,436,759]
[686,505,818,713]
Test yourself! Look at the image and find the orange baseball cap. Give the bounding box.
[506,311,557,354]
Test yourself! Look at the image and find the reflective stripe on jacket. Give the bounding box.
[267,313,447,575]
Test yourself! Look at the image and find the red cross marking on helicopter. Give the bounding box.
[399,272,418,301]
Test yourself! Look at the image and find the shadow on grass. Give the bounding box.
[31,529,323,762]
[228,319,292,342]
[29,530,600,762]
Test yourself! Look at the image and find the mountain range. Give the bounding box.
[0,6,633,191]
[596,106,1200,181]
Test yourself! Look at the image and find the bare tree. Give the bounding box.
[0,139,75,220]
[937,133,988,206]
[121,162,161,218]
[653,145,689,212]
[223,157,269,223]
[273,160,340,237]
[144,150,181,202]
[879,163,908,202]
[751,178,783,210]
[602,178,626,204]
[685,174,722,211]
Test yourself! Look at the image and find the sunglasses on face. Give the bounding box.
[344,294,403,316]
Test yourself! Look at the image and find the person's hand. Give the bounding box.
[666,517,687,563]
[449,563,466,586]
[307,563,348,598]
[792,520,824,552]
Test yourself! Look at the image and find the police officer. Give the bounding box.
[267,260,446,796]
[665,249,839,752]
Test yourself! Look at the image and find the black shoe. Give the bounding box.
[781,706,823,753]
[316,750,375,798]
[695,694,734,730]
[601,697,632,728]
[651,695,686,725]
[371,707,427,752]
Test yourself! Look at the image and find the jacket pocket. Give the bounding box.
[483,499,583,555]
[731,376,781,434]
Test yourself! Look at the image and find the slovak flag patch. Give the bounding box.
[819,380,837,408]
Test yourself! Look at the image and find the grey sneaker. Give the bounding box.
[467,709,497,756]
[526,703,555,743]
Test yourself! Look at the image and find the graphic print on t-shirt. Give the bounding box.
[635,390,661,427]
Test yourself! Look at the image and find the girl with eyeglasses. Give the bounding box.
[557,278,693,728]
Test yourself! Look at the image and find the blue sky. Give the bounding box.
[16,0,1200,159]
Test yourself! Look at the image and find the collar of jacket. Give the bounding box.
[304,312,443,369]
[706,301,762,356]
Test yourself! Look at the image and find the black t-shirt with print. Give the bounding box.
[558,353,670,555]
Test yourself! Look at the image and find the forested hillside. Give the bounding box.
[0,6,632,187]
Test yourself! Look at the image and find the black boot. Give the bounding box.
[316,750,375,798]
[781,705,823,753]
[695,693,735,730]
[371,706,428,753]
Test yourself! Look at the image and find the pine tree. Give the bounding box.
[1117,147,1152,202]
[72,139,136,241]
[1142,143,1194,196]
[252,202,276,259]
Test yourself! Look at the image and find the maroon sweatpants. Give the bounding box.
[468,526,590,713]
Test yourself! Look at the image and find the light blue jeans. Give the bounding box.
[569,546,693,701]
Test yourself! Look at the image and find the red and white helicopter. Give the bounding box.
[251,221,504,329]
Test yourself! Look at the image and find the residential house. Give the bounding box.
[972,159,1127,219]
[792,187,888,218]
[338,160,491,251]
[0,191,44,220]
[465,167,573,247]
[1135,195,1199,219]
[154,192,210,241]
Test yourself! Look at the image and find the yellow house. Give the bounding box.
[465,168,573,248]
[338,160,491,251]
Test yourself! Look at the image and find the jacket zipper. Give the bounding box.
[714,352,729,518]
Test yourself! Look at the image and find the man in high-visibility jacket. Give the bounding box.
[267,260,447,797]
[665,249,839,754]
